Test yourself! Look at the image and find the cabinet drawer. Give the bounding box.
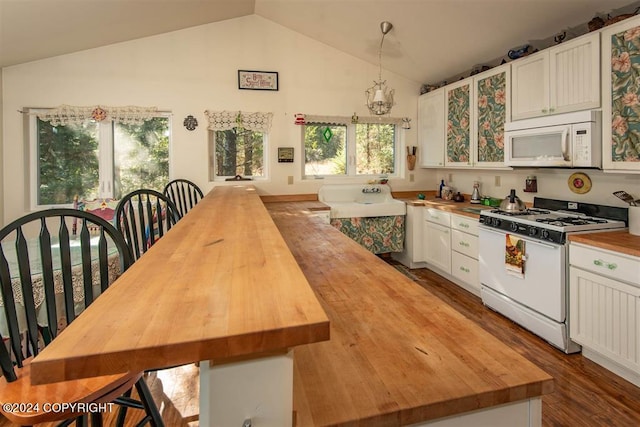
[570,243,640,286]
[451,214,479,236]
[424,208,450,227]
[451,251,479,292]
[451,229,478,259]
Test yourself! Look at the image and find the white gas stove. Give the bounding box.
[478,197,628,353]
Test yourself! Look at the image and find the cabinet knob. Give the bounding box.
[541,108,548,114]
[549,107,555,113]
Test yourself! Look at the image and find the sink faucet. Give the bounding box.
[362,187,381,194]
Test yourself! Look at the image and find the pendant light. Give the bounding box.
[365,21,395,115]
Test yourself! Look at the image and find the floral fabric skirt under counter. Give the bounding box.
[330,215,405,254]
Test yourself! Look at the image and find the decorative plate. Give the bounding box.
[568,172,592,194]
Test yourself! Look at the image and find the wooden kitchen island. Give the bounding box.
[29,185,331,426]
[268,200,554,426]
[29,186,553,426]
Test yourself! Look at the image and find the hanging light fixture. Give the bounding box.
[366,21,395,115]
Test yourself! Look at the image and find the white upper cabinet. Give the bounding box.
[511,52,549,120]
[444,64,511,168]
[418,88,446,167]
[601,15,640,172]
[445,78,474,167]
[473,64,511,168]
[512,32,600,120]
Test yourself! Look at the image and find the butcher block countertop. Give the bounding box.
[404,197,493,218]
[267,201,554,426]
[569,230,640,258]
[30,185,330,384]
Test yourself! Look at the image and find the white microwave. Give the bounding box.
[504,110,601,168]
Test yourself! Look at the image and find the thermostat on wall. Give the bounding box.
[278,147,294,163]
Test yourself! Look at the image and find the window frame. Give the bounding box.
[28,108,172,210]
[301,116,403,180]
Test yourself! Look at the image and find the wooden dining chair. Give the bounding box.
[0,209,164,426]
[163,179,204,218]
[115,189,181,262]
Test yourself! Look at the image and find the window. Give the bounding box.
[205,111,272,181]
[212,128,265,178]
[303,116,400,178]
[29,108,170,208]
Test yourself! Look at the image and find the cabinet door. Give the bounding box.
[445,78,474,167]
[511,51,549,120]
[424,221,451,274]
[601,15,640,171]
[473,64,510,167]
[418,89,446,167]
[570,266,640,374]
[549,32,600,115]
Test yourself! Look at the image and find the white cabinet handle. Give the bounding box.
[459,266,470,273]
[459,223,469,228]
[458,241,470,247]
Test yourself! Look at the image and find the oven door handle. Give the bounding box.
[479,226,561,249]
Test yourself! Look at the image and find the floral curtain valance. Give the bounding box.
[204,110,273,132]
[34,105,159,126]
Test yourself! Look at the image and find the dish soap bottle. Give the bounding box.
[438,179,445,198]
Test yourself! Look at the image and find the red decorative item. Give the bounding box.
[91,107,107,122]
[294,113,305,125]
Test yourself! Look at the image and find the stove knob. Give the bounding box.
[494,219,501,227]
[529,227,537,236]
[509,222,518,232]
[541,229,550,239]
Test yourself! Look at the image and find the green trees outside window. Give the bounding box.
[303,121,396,177]
[36,117,169,205]
[214,128,265,177]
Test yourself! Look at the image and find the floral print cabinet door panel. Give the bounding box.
[602,15,640,171]
[445,78,473,167]
[473,64,510,167]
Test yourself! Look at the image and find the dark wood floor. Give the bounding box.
[3,263,640,426]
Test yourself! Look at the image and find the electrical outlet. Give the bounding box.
[287,176,293,185]
[494,176,501,187]
[447,173,452,183]
[409,173,414,182]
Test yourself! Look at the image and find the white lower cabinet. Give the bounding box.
[394,206,480,296]
[569,242,640,387]
[424,211,451,275]
[450,214,480,294]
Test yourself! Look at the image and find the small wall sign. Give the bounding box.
[278,147,294,163]
[238,70,279,91]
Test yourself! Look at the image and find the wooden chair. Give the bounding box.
[115,189,181,262]
[0,209,164,426]
[163,179,204,218]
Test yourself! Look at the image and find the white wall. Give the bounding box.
[435,168,640,209]
[1,15,430,224]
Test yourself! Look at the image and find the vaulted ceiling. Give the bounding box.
[1,0,639,85]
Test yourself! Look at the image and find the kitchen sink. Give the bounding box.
[459,207,489,215]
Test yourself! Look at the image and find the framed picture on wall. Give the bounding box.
[238,70,279,91]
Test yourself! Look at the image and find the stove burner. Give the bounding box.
[535,216,609,226]
[489,208,550,216]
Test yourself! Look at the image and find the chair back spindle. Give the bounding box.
[115,189,181,262]
[163,179,204,218]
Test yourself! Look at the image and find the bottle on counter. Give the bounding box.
[438,179,445,198]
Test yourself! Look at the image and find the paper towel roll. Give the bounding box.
[630,206,640,236]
